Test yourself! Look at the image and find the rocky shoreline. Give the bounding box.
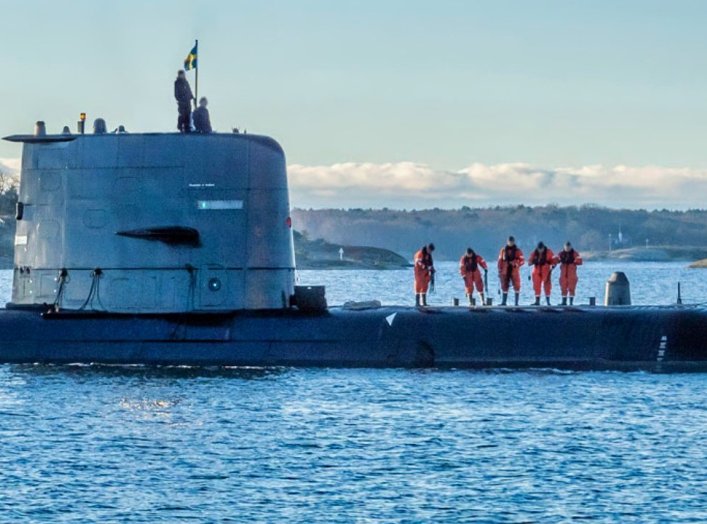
[584,246,707,265]
[294,231,410,270]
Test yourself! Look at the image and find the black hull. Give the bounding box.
[0,305,706,371]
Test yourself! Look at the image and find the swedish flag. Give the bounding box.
[184,42,198,70]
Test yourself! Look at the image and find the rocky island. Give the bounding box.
[294,231,410,269]
[583,246,707,263]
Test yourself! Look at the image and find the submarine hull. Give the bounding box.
[0,306,705,371]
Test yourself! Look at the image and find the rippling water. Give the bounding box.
[1,264,706,522]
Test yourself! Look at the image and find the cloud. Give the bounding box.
[289,162,707,210]
[0,158,20,190]
[0,158,20,176]
[1,156,704,209]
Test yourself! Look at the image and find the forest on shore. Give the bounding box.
[0,172,18,266]
[292,206,707,261]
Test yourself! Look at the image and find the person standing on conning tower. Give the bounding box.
[193,97,212,133]
[174,70,194,133]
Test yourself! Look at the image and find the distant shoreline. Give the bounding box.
[583,246,707,264]
[297,261,413,270]
[0,244,703,271]
[293,231,410,270]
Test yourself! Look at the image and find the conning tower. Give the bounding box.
[4,131,295,312]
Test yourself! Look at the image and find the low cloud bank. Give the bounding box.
[1,157,704,209]
[0,158,20,176]
[289,162,707,210]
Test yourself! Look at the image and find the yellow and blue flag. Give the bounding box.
[184,42,198,70]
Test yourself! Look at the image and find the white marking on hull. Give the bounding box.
[197,199,244,210]
[657,335,668,364]
[385,313,397,326]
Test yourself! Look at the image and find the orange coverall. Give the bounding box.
[558,249,583,297]
[529,248,557,297]
[459,254,488,295]
[497,246,525,292]
[414,249,434,293]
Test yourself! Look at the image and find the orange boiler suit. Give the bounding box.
[558,249,582,297]
[497,246,524,292]
[414,249,434,293]
[459,253,488,295]
[529,248,557,297]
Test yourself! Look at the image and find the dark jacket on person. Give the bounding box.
[174,77,194,107]
[193,106,212,133]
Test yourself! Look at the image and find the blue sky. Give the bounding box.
[2,1,707,208]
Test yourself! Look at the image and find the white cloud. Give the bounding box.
[289,162,707,209]
[1,156,704,209]
[0,158,20,176]
[0,158,20,190]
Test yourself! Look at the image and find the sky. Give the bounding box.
[2,0,707,209]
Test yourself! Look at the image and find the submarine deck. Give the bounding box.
[0,304,705,371]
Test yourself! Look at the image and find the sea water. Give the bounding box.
[0,263,706,523]
[297,260,707,307]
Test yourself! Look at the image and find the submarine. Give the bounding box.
[0,121,705,371]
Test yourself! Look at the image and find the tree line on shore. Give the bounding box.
[291,205,707,261]
[0,171,18,262]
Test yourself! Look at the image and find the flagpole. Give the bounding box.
[194,39,199,107]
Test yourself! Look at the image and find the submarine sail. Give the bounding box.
[6,132,295,312]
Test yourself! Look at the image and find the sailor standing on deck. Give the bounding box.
[174,70,195,133]
[459,248,488,306]
[558,241,582,305]
[414,243,436,306]
[497,236,524,306]
[528,241,557,306]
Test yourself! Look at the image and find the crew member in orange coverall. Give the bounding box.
[528,241,557,306]
[558,241,582,305]
[414,243,435,306]
[459,248,488,305]
[497,236,524,306]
